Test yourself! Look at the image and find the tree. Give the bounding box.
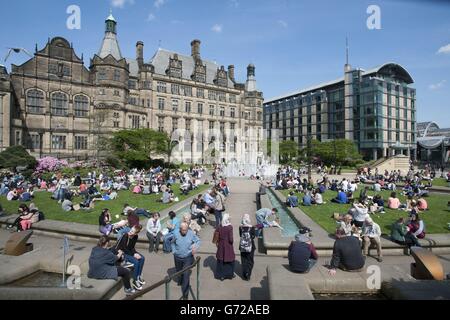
[110,128,173,168]
[90,109,110,165]
[279,140,299,164]
[310,139,362,166]
[0,145,37,170]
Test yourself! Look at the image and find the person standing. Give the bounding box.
[239,214,256,281]
[172,222,201,300]
[213,189,226,228]
[215,213,236,281]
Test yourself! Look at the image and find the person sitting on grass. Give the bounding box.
[302,192,312,206]
[286,191,299,208]
[19,187,33,202]
[327,233,366,275]
[87,236,136,296]
[387,192,405,209]
[132,184,142,194]
[288,227,318,273]
[369,195,385,214]
[313,189,324,205]
[358,186,369,204]
[417,198,428,211]
[61,194,77,212]
[161,189,174,204]
[115,225,146,291]
[331,189,348,204]
[122,204,151,218]
[6,188,19,201]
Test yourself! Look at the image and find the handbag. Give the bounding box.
[212,229,220,245]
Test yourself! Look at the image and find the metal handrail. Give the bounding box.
[122,256,201,300]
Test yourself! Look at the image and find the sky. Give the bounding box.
[1,0,449,126]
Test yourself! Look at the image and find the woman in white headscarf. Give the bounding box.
[215,213,235,281]
[239,214,256,281]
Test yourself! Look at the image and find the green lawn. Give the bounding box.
[429,178,450,188]
[0,184,209,225]
[280,188,450,235]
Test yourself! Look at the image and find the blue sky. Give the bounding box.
[1,0,450,126]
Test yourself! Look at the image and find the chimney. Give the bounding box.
[228,65,235,81]
[136,41,144,67]
[191,39,201,61]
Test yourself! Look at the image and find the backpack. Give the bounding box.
[239,228,252,253]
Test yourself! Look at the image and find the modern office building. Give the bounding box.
[263,62,417,161]
[0,13,264,163]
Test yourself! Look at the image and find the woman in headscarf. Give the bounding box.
[215,213,236,281]
[239,214,256,281]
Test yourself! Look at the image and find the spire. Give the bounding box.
[245,63,257,92]
[98,10,122,60]
[344,36,351,72]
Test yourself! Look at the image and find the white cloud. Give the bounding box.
[211,24,223,33]
[111,0,134,8]
[277,20,288,28]
[437,44,450,54]
[154,0,166,8]
[429,80,446,90]
[147,13,156,22]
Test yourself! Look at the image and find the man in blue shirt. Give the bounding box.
[331,189,348,204]
[286,191,299,207]
[255,208,279,237]
[302,193,312,206]
[172,222,200,300]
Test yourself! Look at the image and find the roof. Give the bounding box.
[148,48,234,87]
[126,58,139,77]
[98,32,122,60]
[106,13,116,22]
[265,62,414,104]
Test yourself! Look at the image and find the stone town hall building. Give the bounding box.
[0,13,264,164]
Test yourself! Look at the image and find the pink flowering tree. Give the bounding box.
[35,156,68,173]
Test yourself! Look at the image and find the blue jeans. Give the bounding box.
[135,208,151,218]
[163,232,175,253]
[125,253,145,280]
[117,226,131,239]
[214,210,223,228]
[174,254,194,298]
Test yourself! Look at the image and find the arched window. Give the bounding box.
[26,89,44,113]
[74,95,89,117]
[51,92,68,116]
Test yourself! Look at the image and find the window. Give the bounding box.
[185,102,191,113]
[143,81,151,89]
[230,107,235,118]
[197,88,204,98]
[114,70,120,81]
[171,84,180,95]
[183,86,192,97]
[209,121,215,130]
[113,121,120,128]
[185,119,191,132]
[52,135,66,149]
[218,92,226,102]
[157,82,167,93]
[97,70,107,80]
[404,132,408,141]
[172,100,179,112]
[219,106,225,117]
[74,136,88,150]
[128,97,137,105]
[229,94,236,103]
[257,112,262,121]
[131,115,140,129]
[208,90,217,100]
[172,118,178,132]
[158,117,164,132]
[15,131,21,146]
[244,112,249,120]
[51,92,68,116]
[158,98,165,110]
[74,95,89,117]
[99,89,105,95]
[220,122,225,133]
[147,99,151,108]
[128,80,136,89]
[114,90,120,97]
[209,105,215,116]
[198,103,203,114]
[230,123,235,130]
[26,89,44,113]
[28,133,41,150]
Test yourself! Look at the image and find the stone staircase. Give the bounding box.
[372,155,410,175]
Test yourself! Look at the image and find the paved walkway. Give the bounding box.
[1,178,450,300]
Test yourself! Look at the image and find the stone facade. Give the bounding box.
[0,14,264,164]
